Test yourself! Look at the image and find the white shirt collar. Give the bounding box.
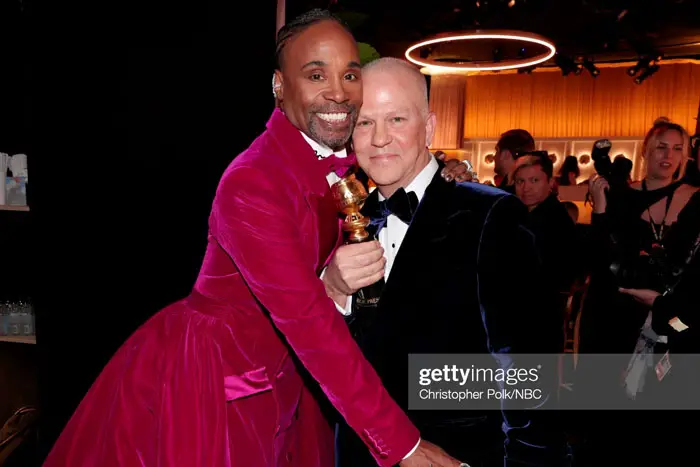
[300,131,347,159]
[378,155,439,203]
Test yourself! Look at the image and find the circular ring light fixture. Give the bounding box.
[405,30,556,72]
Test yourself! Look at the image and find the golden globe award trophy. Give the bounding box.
[331,173,384,311]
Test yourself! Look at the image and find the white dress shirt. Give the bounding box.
[339,156,439,315]
[300,131,347,186]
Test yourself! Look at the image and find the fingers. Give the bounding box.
[333,241,386,292]
[337,241,384,267]
[354,268,385,289]
[455,172,473,182]
[441,162,467,182]
[339,239,381,255]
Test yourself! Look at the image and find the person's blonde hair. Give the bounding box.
[641,119,691,181]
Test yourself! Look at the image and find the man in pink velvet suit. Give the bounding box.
[42,8,461,467]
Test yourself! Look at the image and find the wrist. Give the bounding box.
[401,438,421,461]
[331,291,349,308]
[323,281,346,305]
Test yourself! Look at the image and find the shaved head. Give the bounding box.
[353,57,436,197]
[362,57,429,116]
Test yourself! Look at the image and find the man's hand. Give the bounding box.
[618,287,661,307]
[399,439,464,467]
[588,174,609,213]
[322,241,385,305]
[435,151,474,183]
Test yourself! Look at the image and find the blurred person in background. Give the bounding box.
[557,155,580,186]
[512,153,579,307]
[493,129,536,194]
[577,118,700,465]
[438,129,536,192]
[562,201,579,224]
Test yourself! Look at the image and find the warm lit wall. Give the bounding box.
[429,75,467,149]
[462,62,700,139]
[464,137,645,187]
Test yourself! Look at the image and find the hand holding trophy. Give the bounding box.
[331,172,384,316]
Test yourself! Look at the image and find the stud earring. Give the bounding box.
[272,74,281,98]
[272,75,278,97]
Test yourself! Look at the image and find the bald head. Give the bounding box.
[353,57,437,198]
[362,57,429,116]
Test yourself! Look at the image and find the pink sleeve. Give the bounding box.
[211,166,419,466]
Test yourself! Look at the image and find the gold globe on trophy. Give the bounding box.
[331,173,372,244]
[331,173,385,312]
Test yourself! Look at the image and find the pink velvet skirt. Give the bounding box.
[41,297,335,467]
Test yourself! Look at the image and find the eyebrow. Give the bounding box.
[301,60,362,70]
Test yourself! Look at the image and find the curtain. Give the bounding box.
[429,75,466,149]
[462,63,700,139]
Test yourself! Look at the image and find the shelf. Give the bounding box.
[0,205,29,212]
[0,335,36,344]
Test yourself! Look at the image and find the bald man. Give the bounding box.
[323,58,569,467]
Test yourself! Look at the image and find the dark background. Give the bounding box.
[0,0,276,462]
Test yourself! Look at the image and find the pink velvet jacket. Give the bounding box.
[193,108,419,466]
[41,109,418,467]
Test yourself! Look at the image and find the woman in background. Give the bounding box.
[557,155,580,186]
[578,118,700,465]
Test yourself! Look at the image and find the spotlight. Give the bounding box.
[629,52,662,83]
[628,57,651,76]
[634,64,660,84]
[554,54,580,76]
[582,59,600,77]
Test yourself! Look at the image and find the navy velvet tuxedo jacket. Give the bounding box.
[338,165,568,466]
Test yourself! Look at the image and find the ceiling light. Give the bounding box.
[634,64,660,84]
[582,59,600,77]
[554,54,582,76]
[405,30,556,73]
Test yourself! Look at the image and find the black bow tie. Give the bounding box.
[362,187,419,236]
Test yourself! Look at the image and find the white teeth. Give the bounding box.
[318,112,348,122]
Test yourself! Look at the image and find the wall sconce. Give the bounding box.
[578,154,591,165]
[484,153,495,164]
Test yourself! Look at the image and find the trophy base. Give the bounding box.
[355,279,384,310]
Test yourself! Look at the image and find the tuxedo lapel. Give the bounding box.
[378,169,468,315]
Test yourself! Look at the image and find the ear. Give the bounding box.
[548,176,555,189]
[273,70,284,101]
[425,111,437,148]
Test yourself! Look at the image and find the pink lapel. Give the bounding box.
[265,109,342,269]
[266,109,329,197]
